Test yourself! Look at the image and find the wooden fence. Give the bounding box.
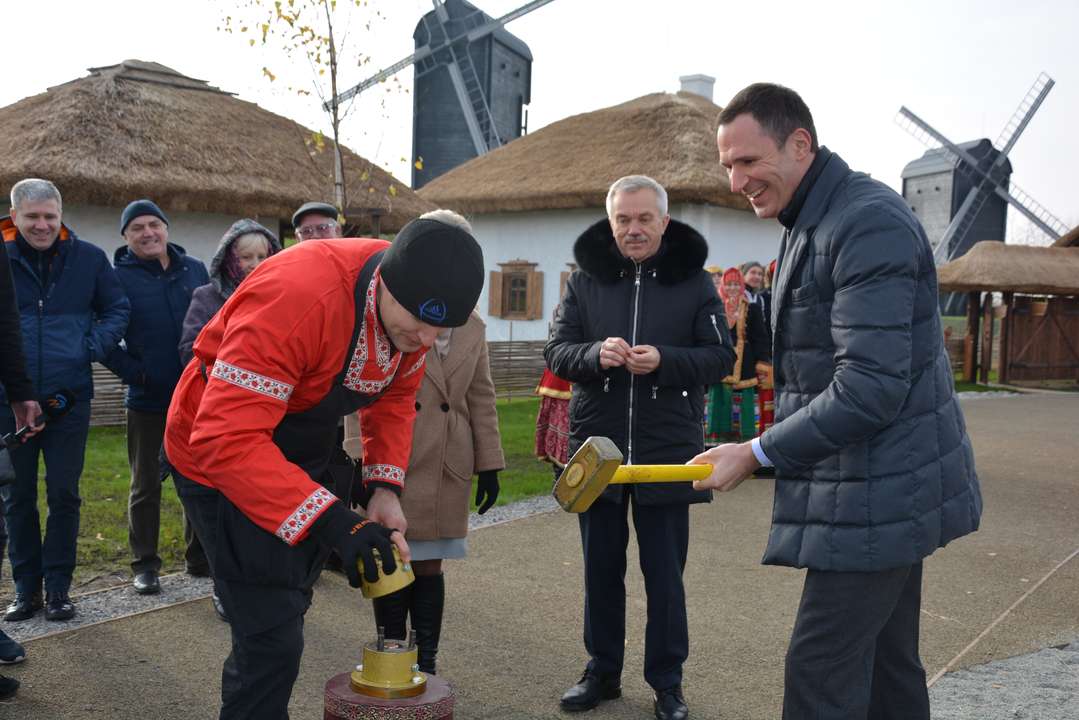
[87,339,550,428]
[488,340,546,399]
[90,363,127,427]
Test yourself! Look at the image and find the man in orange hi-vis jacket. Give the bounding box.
[164,217,484,719]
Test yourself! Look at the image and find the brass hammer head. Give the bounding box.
[552,436,623,513]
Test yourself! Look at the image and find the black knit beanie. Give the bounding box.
[120,199,169,235]
[379,218,484,328]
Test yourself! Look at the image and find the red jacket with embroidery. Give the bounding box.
[164,239,426,546]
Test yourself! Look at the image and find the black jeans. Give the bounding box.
[783,562,929,720]
[0,403,89,595]
[578,489,690,691]
[175,472,314,720]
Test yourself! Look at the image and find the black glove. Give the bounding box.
[474,470,500,515]
[310,502,397,588]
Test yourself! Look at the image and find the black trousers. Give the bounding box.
[578,489,689,691]
[783,562,929,720]
[176,473,320,720]
[127,409,207,574]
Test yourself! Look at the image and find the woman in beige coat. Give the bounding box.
[344,210,504,674]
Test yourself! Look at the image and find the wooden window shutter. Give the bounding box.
[488,270,504,317]
[527,271,544,320]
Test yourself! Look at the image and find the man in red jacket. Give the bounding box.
[164,218,484,719]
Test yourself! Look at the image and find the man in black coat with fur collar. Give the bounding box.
[545,175,735,720]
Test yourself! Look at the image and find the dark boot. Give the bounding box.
[372,584,411,641]
[410,573,444,674]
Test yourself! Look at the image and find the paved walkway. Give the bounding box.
[3,393,1077,719]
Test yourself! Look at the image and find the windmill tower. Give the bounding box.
[895,73,1069,313]
[327,0,555,189]
[412,0,534,188]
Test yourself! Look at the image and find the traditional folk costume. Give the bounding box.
[164,221,484,719]
[534,367,571,468]
[756,258,777,436]
[705,268,772,444]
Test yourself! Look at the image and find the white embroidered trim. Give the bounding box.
[363,464,404,485]
[350,376,395,394]
[402,354,426,377]
[276,487,335,544]
[211,360,293,402]
[344,340,368,391]
[344,274,404,394]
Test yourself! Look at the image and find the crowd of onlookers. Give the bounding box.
[1,82,985,720]
[703,260,776,447]
[0,178,345,698]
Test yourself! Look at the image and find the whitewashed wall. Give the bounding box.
[469,204,780,341]
[676,203,782,271]
[61,204,279,267]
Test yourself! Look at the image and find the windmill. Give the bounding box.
[328,0,556,186]
[896,72,1069,267]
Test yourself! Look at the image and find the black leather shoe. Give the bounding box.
[133,571,161,595]
[3,591,43,622]
[212,592,229,623]
[653,685,688,720]
[44,591,75,621]
[560,671,621,712]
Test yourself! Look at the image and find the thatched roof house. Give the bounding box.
[0,60,433,255]
[938,241,1079,295]
[419,90,748,214]
[416,81,778,342]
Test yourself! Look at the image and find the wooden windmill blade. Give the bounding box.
[896,74,1067,263]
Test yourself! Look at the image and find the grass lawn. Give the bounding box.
[41,398,552,579]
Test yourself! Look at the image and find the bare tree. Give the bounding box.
[221,0,389,216]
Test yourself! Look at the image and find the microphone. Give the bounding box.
[2,389,76,449]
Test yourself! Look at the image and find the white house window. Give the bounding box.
[489,261,543,320]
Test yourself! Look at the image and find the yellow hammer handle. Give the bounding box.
[608,464,713,484]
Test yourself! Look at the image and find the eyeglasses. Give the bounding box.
[296,221,338,239]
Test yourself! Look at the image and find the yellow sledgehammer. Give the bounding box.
[552,436,713,513]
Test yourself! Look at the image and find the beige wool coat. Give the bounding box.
[344,312,504,540]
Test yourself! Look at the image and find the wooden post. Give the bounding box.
[998,292,1013,385]
[963,292,981,383]
[979,293,995,385]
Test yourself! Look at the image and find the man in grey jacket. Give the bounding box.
[693,83,982,719]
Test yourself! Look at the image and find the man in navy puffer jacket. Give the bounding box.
[696,84,982,720]
[103,200,209,595]
[0,178,129,623]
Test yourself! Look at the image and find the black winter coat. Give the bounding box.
[761,148,982,572]
[0,238,33,401]
[103,244,209,413]
[545,218,735,506]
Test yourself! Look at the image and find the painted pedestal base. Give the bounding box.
[324,672,455,720]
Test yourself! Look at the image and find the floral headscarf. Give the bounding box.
[719,267,745,327]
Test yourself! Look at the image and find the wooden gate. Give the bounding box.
[1000,295,1079,383]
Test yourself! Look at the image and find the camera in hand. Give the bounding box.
[1,389,75,449]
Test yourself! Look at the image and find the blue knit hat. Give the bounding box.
[120,199,169,235]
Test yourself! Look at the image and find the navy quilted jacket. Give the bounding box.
[760,149,982,572]
[103,243,209,412]
[0,218,130,404]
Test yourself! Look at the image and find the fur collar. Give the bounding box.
[572,218,708,285]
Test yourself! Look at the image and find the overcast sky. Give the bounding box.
[4,0,1075,242]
